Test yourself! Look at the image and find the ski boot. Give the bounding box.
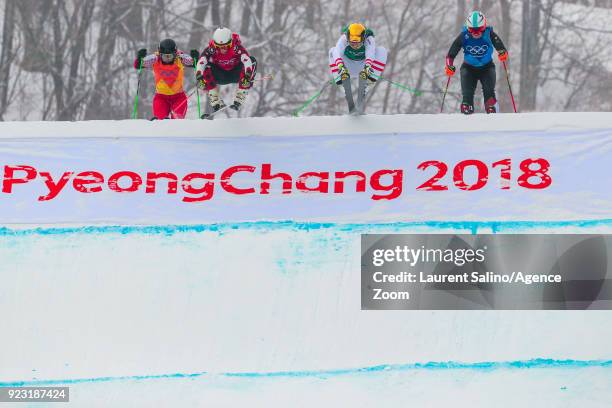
[485,97,498,114]
[355,66,377,114]
[335,63,350,85]
[201,88,226,119]
[460,103,474,115]
[230,89,248,111]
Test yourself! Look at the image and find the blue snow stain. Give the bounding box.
[0,219,611,237]
[224,358,612,378]
[0,372,208,387]
[1,359,611,386]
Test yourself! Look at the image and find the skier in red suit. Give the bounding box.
[195,27,257,115]
[134,39,195,120]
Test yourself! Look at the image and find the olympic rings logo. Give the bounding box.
[465,45,489,56]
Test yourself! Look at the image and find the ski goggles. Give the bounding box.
[214,40,232,50]
[160,53,175,62]
[467,26,486,35]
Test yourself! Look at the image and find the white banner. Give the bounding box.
[0,115,611,224]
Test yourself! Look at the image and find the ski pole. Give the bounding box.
[189,50,202,118]
[132,61,143,119]
[254,73,275,82]
[292,80,333,117]
[378,76,422,96]
[168,87,199,118]
[440,76,451,113]
[502,61,517,113]
[193,67,202,118]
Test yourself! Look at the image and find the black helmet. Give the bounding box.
[159,38,177,54]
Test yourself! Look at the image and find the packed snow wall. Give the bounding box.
[0,113,611,407]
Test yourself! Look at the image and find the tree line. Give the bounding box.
[0,0,611,120]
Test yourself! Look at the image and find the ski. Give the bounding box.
[201,105,229,120]
[342,80,356,114]
[355,77,368,115]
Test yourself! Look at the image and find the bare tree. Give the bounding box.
[0,0,17,119]
[521,0,562,111]
[0,0,610,121]
[188,0,210,49]
[211,0,221,26]
[456,0,466,31]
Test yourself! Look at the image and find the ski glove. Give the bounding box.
[445,64,456,77]
[190,49,200,62]
[360,64,377,82]
[336,63,349,84]
[197,79,207,90]
[136,48,147,67]
[195,70,206,89]
[498,49,508,62]
[238,68,254,88]
[240,77,252,88]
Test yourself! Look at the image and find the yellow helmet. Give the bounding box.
[347,23,366,42]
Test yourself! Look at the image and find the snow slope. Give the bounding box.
[2,111,612,138]
[0,113,611,407]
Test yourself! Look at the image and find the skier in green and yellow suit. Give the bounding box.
[328,23,387,113]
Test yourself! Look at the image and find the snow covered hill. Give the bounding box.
[3,111,612,138]
[0,112,611,407]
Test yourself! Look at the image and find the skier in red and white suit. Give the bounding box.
[195,27,257,114]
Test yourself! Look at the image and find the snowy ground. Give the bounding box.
[0,113,610,406]
[2,111,612,138]
[1,224,611,406]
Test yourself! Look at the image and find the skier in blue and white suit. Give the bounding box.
[445,11,508,114]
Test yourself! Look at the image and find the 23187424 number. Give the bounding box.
[416,158,551,191]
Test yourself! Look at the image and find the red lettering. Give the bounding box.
[370,169,403,200]
[296,172,329,193]
[334,171,366,193]
[492,158,512,190]
[182,173,215,202]
[221,165,256,195]
[73,171,105,193]
[39,171,73,201]
[260,163,292,194]
[518,158,552,189]
[2,165,37,193]
[417,161,448,191]
[453,160,488,191]
[146,172,178,193]
[108,171,142,192]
